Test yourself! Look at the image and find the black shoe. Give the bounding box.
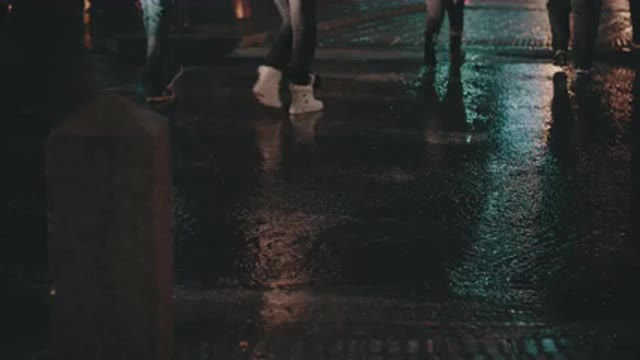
[553,50,569,66]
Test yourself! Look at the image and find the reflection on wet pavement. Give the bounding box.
[2,3,640,354]
[166,58,640,331]
[171,62,640,358]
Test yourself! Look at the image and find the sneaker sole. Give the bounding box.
[289,105,324,115]
[253,91,283,109]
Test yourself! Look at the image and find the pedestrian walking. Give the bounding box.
[547,0,602,75]
[252,0,323,115]
[139,0,183,104]
[423,0,465,73]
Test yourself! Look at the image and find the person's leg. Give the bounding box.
[572,0,602,71]
[289,0,317,86]
[547,0,571,54]
[140,0,173,98]
[447,0,465,62]
[288,0,323,114]
[425,0,446,67]
[254,0,292,109]
[265,0,293,72]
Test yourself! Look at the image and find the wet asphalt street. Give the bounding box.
[1,0,640,358]
[162,55,640,357]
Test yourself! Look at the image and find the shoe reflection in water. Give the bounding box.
[290,112,322,147]
[284,112,323,168]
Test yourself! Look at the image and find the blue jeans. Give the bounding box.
[265,0,317,85]
[140,0,172,94]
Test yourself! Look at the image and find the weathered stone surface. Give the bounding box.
[46,93,173,360]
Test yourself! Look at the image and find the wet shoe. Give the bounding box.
[146,65,184,104]
[253,65,283,108]
[553,50,569,67]
[289,75,323,115]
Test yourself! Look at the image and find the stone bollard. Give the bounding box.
[46,93,173,360]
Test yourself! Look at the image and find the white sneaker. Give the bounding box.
[289,76,323,115]
[253,65,283,108]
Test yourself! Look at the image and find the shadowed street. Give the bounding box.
[1,0,640,358]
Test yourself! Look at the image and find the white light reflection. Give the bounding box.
[449,63,559,310]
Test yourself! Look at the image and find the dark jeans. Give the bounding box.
[547,0,602,67]
[630,0,640,43]
[425,0,464,38]
[547,0,571,51]
[140,0,172,94]
[265,0,317,85]
[573,0,602,68]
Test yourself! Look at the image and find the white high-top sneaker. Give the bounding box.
[289,75,323,115]
[253,65,283,108]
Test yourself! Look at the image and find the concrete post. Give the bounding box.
[46,93,173,360]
